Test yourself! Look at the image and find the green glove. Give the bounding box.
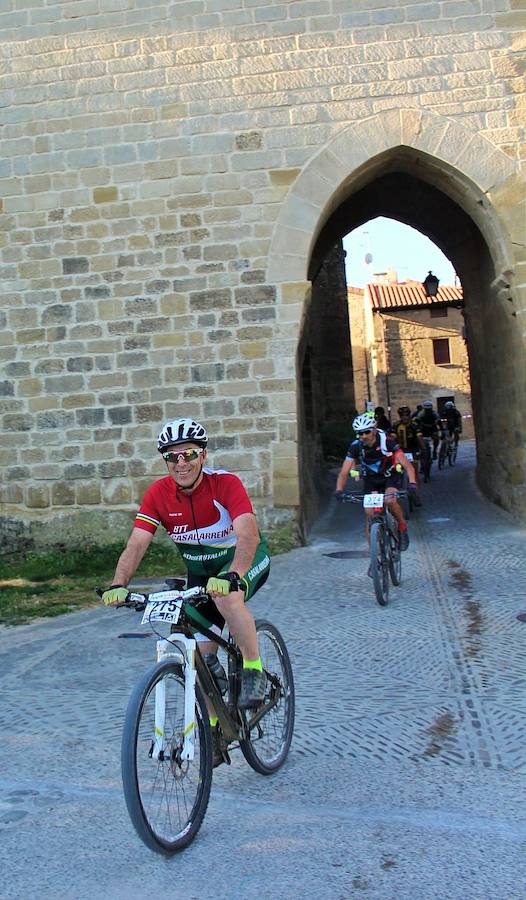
[350,469,360,480]
[206,572,241,595]
[101,586,129,606]
[206,576,232,595]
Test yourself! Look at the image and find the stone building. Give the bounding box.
[348,279,474,436]
[0,1,525,552]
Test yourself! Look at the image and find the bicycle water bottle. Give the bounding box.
[203,653,228,696]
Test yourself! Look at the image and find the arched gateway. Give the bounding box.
[268,108,526,524]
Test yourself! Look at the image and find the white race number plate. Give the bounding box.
[363,493,384,508]
[404,452,413,461]
[141,591,184,624]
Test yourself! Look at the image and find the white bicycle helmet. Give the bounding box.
[444,401,455,409]
[422,400,434,409]
[352,412,376,433]
[157,418,208,452]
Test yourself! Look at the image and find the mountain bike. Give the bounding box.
[342,491,406,606]
[437,434,449,469]
[98,582,294,855]
[438,432,458,468]
[447,431,459,465]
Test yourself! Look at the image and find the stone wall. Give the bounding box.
[0,0,525,548]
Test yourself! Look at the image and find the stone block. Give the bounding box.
[62,393,96,409]
[135,404,163,423]
[234,285,276,306]
[3,414,33,432]
[189,288,232,311]
[101,481,133,505]
[76,483,102,504]
[203,399,236,417]
[66,356,94,373]
[27,397,59,413]
[239,396,269,414]
[17,378,43,397]
[62,257,89,274]
[26,485,51,509]
[191,363,225,383]
[239,340,268,359]
[51,482,75,506]
[0,483,23,503]
[0,380,15,396]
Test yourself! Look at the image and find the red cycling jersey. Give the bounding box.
[133,468,254,576]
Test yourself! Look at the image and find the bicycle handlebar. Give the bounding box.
[340,490,408,504]
[95,585,210,612]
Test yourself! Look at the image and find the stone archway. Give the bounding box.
[267,108,526,520]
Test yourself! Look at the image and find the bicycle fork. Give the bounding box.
[153,635,197,762]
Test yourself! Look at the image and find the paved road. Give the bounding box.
[1,442,525,899]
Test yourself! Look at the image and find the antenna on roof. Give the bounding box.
[363,230,373,265]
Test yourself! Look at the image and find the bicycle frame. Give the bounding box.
[127,586,281,764]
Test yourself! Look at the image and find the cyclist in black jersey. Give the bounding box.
[416,400,444,460]
[443,401,462,445]
[335,413,417,551]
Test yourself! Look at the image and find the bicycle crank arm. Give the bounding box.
[245,681,281,731]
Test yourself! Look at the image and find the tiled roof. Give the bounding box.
[365,282,463,310]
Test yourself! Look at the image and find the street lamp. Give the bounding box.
[423,271,439,297]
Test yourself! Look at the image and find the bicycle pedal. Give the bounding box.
[213,748,231,768]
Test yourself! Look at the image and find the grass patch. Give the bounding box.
[0,522,300,627]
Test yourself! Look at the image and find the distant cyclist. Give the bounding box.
[374,405,392,433]
[416,400,444,460]
[443,401,462,445]
[391,406,424,505]
[335,412,417,551]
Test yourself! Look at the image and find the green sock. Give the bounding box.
[209,715,218,727]
[243,657,263,672]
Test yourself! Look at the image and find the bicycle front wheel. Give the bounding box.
[240,620,295,775]
[388,526,402,586]
[421,445,432,482]
[370,521,389,606]
[438,442,447,469]
[121,659,212,855]
[399,471,410,520]
[449,443,458,465]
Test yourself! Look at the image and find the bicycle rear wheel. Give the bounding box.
[239,620,295,775]
[121,659,212,855]
[370,521,389,606]
[449,442,458,465]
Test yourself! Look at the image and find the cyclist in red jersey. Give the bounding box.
[101,417,270,715]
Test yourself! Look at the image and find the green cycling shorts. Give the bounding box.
[184,538,271,636]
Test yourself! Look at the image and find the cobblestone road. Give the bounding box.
[1,442,525,899]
